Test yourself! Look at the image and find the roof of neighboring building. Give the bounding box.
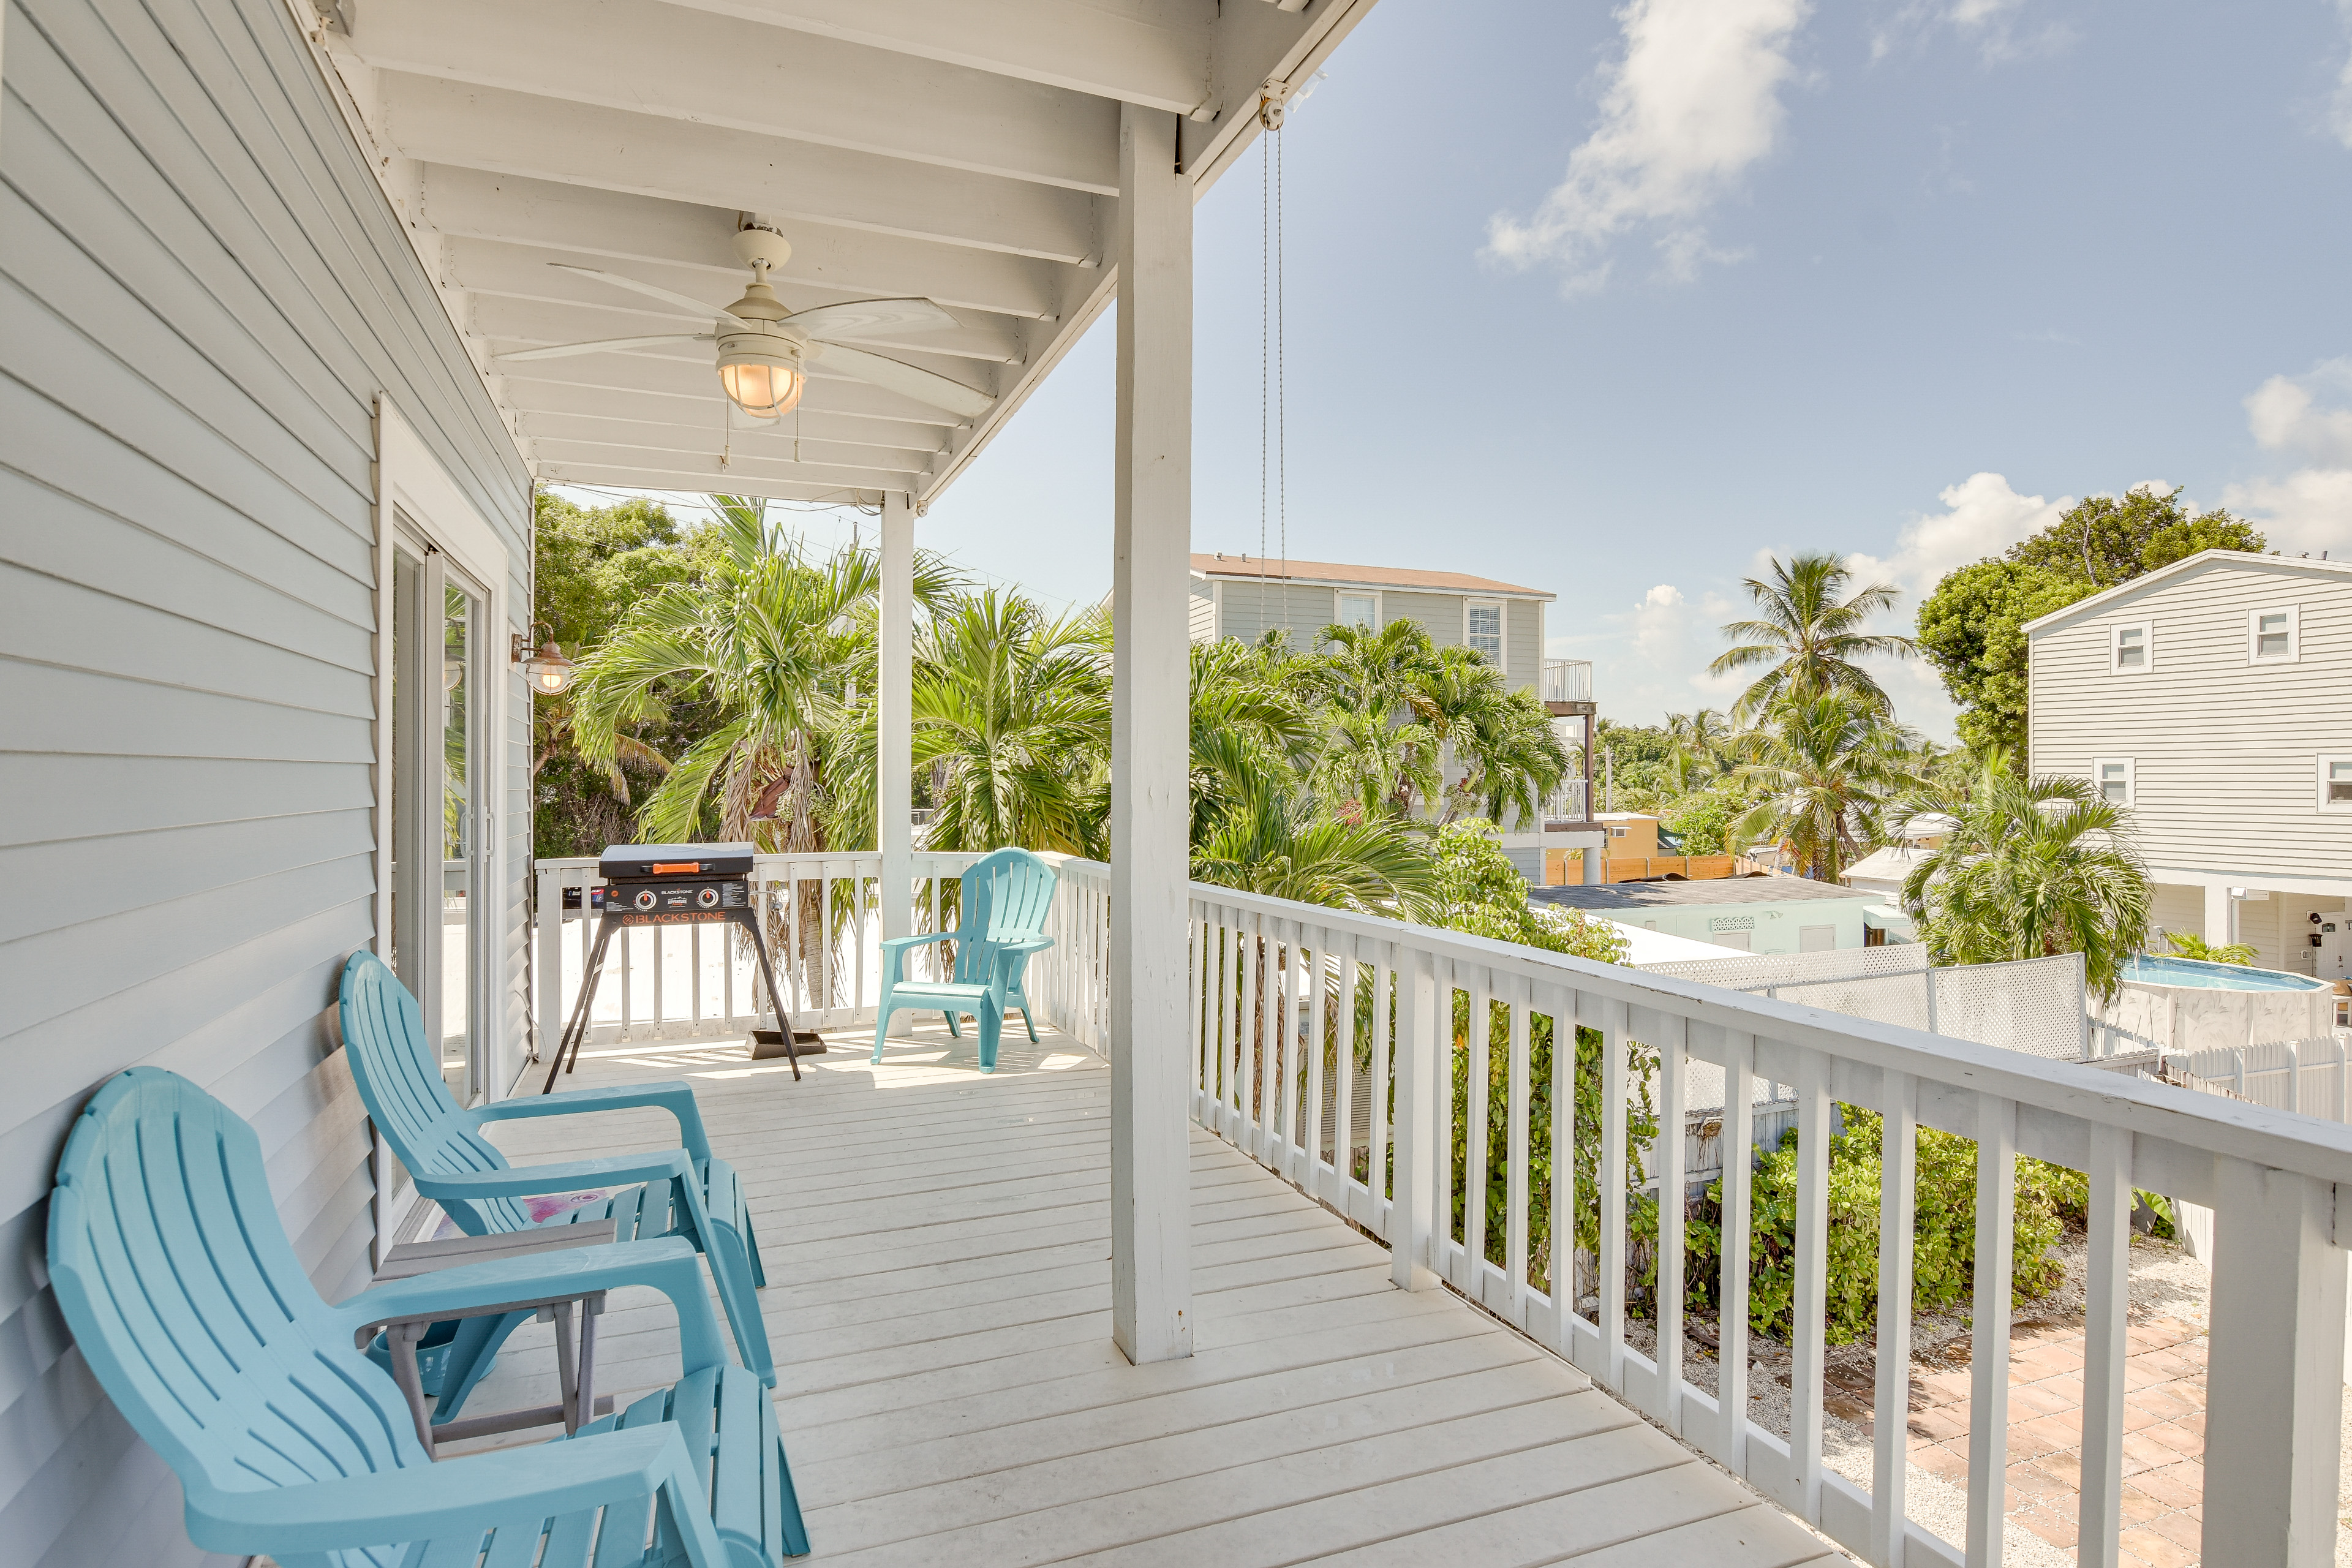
[2021,549,2352,637]
[1601,919,1752,965]
[1840,843,1931,888]
[1189,553,1553,600]
[1594,812,1658,823]
[1529,876,1875,911]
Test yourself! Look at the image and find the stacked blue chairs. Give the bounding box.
[47,1067,809,1566]
[337,951,773,1419]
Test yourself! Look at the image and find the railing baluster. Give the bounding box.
[1653,1011,1686,1435]
[1188,913,1207,1118]
[1550,985,1578,1363]
[1600,997,1629,1390]
[1871,1068,1918,1566]
[1240,913,1261,1145]
[1719,1029,1754,1472]
[1966,1094,2016,1568]
[1790,1049,1830,1525]
[1305,926,1329,1196]
[2079,1121,2133,1568]
[1370,946,1395,1229]
[1261,920,1286,1168]
[1505,979,1532,1333]
[1465,967,1494,1297]
[651,924,665,1038]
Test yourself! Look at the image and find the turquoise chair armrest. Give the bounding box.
[881,930,956,981]
[470,1080,714,1163]
[410,1149,694,1202]
[335,1238,726,1373]
[186,1423,725,1566]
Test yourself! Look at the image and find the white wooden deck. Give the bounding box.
[453,1019,1847,1567]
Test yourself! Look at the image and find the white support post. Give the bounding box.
[1391,945,1442,1291]
[1108,100,1193,1366]
[2205,883,2234,948]
[878,491,914,943]
[2203,1159,2348,1567]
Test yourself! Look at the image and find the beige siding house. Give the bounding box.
[2026,550,2352,975]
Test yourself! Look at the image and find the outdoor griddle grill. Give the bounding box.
[543,842,820,1093]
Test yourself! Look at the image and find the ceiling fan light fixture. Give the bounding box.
[716,348,804,420]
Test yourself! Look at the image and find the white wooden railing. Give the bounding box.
[1184,881,2352,1568]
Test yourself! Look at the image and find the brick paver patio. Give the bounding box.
[1887,1317,2208,1568]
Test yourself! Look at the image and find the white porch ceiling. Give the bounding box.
[314,0,1378,508]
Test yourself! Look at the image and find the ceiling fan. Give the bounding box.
[494,226,995,425]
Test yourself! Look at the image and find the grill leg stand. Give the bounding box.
[740,910,801,1081]
[543,916,618,1095]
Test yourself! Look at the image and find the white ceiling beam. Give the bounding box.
[421,166,1071,321]
[346,0,1119,195]
[536,461,900,509]
[516,417,936,474]
[494,357,961,431]
[380,73,1102,263]
[1180,0,1378,183]
[662,0,1213,116]
[505,380,948,451]
[532,444,923,493]
[443,237,1025,364]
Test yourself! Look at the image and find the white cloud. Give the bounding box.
[1555,582,1744,726]
[2220,469,2352,556]
[2225,359,2352,556]
[2245,358,2352,464]
[1872,0,2073,64]
[1486,0,1812,294]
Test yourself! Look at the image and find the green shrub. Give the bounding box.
[1681,1106,2073,1343]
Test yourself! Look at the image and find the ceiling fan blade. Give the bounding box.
[815,343,994,417]
[549,263,749,331]
[495,333,709,363]
[787,297,960,341]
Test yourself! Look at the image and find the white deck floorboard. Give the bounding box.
[447,1018,1843,1565]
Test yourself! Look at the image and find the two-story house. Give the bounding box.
[2026,550,2352,977]
[1188,554,1604,881]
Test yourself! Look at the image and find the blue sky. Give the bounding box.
[576,0,2352,737]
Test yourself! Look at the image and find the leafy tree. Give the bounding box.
[1918,488,2264,758]
[1709,552,1918,720]
[531,491,725,856]
[1191,774,1436,916]
[1661,788,1745,856]
[1902,772,2152,1000]
[1662,708,1733,793]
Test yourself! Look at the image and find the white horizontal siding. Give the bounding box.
[0,0,530,1562]
[2028,559,2352,885]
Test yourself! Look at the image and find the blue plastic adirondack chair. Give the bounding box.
[48,1068,809,1567]
[337,951,774,1418]
[872,848,1056,1072]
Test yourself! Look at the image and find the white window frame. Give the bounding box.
[2320,755,2352,813]
[2109,620,2152,676]
[1334,588,1379,632]
[1464,597,1506,666]
[2248,605,2299,664]
[2094,756,2136,806]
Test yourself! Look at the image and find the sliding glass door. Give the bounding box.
[388,518,491,1102]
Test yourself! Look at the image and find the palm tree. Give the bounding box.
[1728,692,1923,880]
[903,591,1113,856]
[1188,638,1316,843]
[569,499,894,850]
[1191,771,1436,917]
[2163,932,2255,967]
[1901,772,2152,1000]
[1710,552,1918,720]
[1662,707,1732,792]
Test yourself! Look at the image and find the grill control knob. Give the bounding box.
[633,889,658,911]
[696,886,720,909]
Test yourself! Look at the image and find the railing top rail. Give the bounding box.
[1184,875,2352,1187]
[535,850,980,875]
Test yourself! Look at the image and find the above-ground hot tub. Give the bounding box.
[2103,954,2339,1052]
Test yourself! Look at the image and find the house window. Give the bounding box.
[1466,600,1504,663]
[2110,622,2150,674]
[1336,592,1377,631]
[2095,757,2135,805]
[2248,605,2299,663]
[2321,756,2352,812]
